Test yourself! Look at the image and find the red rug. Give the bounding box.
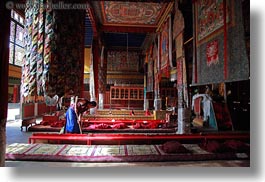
[5,143,249,162]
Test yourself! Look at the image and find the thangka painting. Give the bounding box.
[196,0,230,42]
[192,0,249,85]
[160,18,169,76]
[107,50,140,72]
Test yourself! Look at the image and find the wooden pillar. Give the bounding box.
[0,1,11,167]
[173,1,190,134]
[154,35,161,111]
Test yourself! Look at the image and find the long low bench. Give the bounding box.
[81,119,165,125]
[83,115,154,120]
[28,132,250,145]
[28,133,90,144]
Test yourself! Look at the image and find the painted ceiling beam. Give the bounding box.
[101,25,156,33]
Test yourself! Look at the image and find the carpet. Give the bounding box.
[5,143,249,162]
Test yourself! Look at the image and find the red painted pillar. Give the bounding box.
[0,1,11,167]
[13,85,18,103]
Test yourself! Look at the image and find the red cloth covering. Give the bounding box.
[112,123,127,129]
[161,141,190,153]
[40,121,51,126]
[220,140,250,153]
[132,122,159,129]
[199,140,222,153]
[213,102,233,130]
[199,140,250,153]
[132,123,142,129]
[145,122,158,129]
[50,120,65,127]
[87,123,111,129]
[145,110,151,116]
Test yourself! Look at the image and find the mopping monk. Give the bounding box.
[64,97,97,134]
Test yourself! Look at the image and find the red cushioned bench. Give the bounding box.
[82,119,165,125]
[28,132,250,145]
[28,133,90,144]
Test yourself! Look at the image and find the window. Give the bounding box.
[9,10,24,67]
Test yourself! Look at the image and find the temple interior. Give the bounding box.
[1,0,250,168]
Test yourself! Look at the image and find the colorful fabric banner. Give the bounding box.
[22,0,85,103]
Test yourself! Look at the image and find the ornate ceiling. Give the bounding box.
[101,1,167,26]
[88,0,173,49]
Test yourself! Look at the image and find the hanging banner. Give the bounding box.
[176,33,183,59]
[160,17,169,77]
[192,0,249,85]
[177,57,183,85]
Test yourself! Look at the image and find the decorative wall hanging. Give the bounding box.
[107,51,140,72]
[192,0,249,85]
[197,0,230,42]
[176,33,183,59]
[21,0,54,102]
[160,17,169,77]
[21,0,85,103]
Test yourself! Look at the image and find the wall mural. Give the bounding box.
[102,1,165,25]
[107,50,140,72]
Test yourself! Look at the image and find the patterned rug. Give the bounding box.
[5,143,249,162]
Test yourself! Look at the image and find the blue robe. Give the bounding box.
[65,107,80,133]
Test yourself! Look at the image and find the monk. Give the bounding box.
[64,98,96,134]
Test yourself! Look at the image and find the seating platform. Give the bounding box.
[28,132,250,145]
[28,117,176,133]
